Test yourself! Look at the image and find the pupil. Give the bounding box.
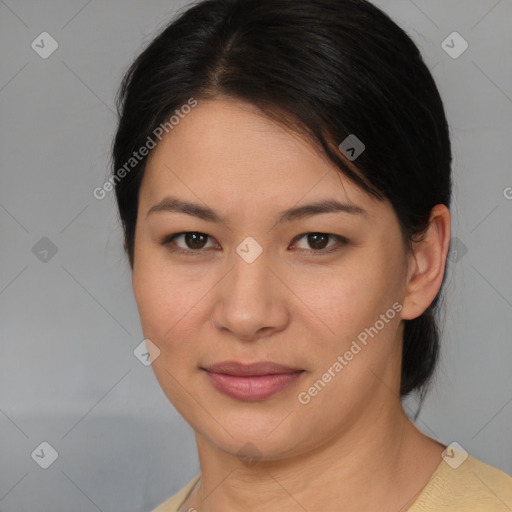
[308,233,328,250]
[186,233,206,249]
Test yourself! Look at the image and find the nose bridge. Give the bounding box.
[211,242,287,339]
[232,247,269,299]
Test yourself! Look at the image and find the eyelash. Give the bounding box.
[161,232,348,257]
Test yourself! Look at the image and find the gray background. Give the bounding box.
[0,1,511,511]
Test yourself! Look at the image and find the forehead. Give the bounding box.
[140,97,383,216]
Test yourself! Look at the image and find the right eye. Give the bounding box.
[161,232,219,255]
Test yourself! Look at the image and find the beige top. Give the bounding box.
[153,452,512,511]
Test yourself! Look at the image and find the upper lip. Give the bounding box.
[202,361,303,376]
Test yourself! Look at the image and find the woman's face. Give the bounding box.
[132,97,412,461]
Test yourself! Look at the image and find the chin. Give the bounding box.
[197,410,309,459]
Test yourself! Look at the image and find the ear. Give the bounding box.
[401,204,451,321]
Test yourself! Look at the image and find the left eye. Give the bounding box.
[292,233,347,253]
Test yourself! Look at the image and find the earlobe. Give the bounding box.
[401,204,451,321]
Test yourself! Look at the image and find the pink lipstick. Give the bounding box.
[201,361,304,401]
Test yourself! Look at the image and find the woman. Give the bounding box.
[111,0,512,510]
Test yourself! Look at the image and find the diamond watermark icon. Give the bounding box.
[31,441,58,469]
[448,237,468,265]
[236,442,262,467]
[441,32,468,59]
[338,134,365,161]
[32,237,58,263]
[236,236,263,264]
[134,338,161,366]
[31,32,59,59]
[442,442,468,469]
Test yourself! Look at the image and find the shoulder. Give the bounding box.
[152,474,201,512]
[410,451,512,511]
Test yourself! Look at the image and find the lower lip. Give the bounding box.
[202,369,304,401]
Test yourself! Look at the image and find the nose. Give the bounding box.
[210,248,290,341]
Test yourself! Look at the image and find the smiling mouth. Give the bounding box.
[200,360,305,401]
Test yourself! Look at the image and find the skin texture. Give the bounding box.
[131,97,451,511]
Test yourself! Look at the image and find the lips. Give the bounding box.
[201,360,305,401]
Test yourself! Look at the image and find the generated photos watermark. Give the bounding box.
[298,301,403,405]
[93,97,198,200]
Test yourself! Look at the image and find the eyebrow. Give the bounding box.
[146,196,366,225]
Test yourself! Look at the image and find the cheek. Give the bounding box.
[307,259,395,326]
[292,268,403,419]
[131,258,206,410]
[296,253,404,364]
[131,249,214,358]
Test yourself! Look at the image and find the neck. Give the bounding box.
[185,397,444,512]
